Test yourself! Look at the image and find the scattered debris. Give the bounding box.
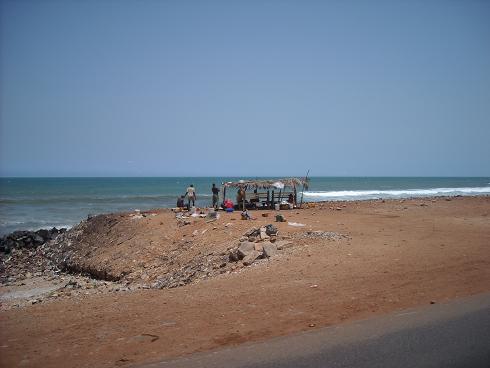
[299,231,348,241]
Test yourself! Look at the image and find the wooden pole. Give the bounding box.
[223,186,226,208]
[299,169,310,209]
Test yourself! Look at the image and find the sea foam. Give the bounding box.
[303,186,490,201]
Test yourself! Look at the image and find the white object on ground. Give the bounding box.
[288,222,305,227]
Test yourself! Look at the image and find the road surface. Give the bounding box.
[137,292,490,368]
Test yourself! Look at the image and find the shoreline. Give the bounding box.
[1,195,489,367]
[1,193,489,238]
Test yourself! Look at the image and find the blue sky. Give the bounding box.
[1,0,489,177]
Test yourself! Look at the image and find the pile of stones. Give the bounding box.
[228,225,293,266]
[0,228,66,254]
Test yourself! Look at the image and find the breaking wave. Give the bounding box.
[303,187,490,201]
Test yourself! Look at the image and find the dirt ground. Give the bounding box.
[1,196,489,368]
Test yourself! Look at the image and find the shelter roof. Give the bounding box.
[222,178,308,190]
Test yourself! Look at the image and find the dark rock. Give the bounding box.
[33,234,44,245]
[36,229,51,240]
[265,224,278,236]
[244,227,260,237]
[229,251,240,262]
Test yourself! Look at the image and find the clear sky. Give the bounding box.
[1,0,489,177]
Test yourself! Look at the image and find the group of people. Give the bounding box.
[177,183,296,210]
[176,183,220,210]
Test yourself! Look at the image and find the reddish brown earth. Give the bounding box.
[1,196,489,368]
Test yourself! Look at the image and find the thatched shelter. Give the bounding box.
[221,177,309,210]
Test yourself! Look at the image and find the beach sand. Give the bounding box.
[1,196,489,367]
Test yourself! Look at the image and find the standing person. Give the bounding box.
[186,184,196,209]
[236,187,246,210]
[211,183,220,209]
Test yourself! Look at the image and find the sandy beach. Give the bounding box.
[1,196,489,368]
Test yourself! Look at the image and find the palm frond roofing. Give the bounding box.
[222,177,308,189]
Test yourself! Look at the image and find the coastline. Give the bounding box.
[2,175,489,236]
[1,195,489,367]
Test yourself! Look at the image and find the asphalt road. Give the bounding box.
[138,292,490,368]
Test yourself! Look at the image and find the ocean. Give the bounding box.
[1,177,489,236]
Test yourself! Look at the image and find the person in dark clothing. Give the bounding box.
[177,196,185,208]
[211,183,220,209]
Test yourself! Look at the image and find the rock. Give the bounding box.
[228,251,239,262]
[242,250,261,266]
[275,214,286,222]
[239,236,248,242]
[262,242,277,258]
[237,242,256,259]
[254,243,264,252]
[265,224,278,236]
[36,229,51,240]
[32,234,44,245]
[244,227,260,237]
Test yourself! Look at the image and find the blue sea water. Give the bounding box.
[1,177,489,236]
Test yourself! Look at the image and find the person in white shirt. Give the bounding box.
[186,184,196,209]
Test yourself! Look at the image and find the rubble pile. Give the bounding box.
[228,225,293,267]
[1,228,68,284]
[0,228,66,254]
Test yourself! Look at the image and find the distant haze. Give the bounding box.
[1,0,489,177]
